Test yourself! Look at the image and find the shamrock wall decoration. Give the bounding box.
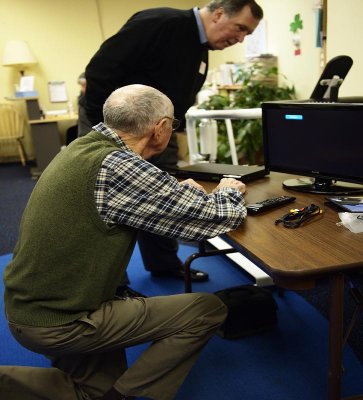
[290,13,303,55]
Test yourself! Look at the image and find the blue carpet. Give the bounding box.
[1,246,363,399]
[0,164,36,255]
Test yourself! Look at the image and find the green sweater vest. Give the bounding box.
[4,131,137,327]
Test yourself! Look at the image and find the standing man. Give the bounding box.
[3,85,248,400]
[76,72,90,138]
[80,0,263,283]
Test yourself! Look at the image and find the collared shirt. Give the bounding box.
[193,7,208,45]
[93,123,247,241]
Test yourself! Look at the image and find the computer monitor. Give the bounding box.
[262,101,363,195]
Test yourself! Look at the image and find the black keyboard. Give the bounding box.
[246,195,296,215]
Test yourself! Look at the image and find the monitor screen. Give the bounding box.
[262,101,363,195]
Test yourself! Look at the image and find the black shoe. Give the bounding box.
[115,285,147,298]
[151,267,209,282]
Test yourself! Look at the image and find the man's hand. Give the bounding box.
[179,179,207,193]
[212,178,247,195]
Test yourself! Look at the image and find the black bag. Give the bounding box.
[214,284,278,339]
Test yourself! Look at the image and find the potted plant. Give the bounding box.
[198,62,296,165]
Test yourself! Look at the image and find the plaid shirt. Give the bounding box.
[93,123,247,241]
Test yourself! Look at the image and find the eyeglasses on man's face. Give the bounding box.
[163,116,181,131]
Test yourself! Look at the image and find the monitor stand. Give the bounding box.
[283,177,363,195]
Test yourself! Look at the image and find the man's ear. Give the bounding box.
[153,118,167,142]
[145,118,167,157]
[212,7,224,23]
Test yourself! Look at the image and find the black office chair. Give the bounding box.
[310,55,353,102]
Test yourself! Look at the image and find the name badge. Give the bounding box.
[199,61,206,75]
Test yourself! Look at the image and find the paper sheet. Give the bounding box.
[48,81,68,102]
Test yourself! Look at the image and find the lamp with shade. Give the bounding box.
[2,40,39,97]
[2,39,37,76]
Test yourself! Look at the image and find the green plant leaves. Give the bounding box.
[198,63,295,164]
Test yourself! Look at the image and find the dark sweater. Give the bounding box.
[4,132,137,327]
[85,8,208,127]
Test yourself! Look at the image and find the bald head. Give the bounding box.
[103,84,173,136]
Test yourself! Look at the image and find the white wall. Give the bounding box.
[208,0,363,99]
[327,0,363,97]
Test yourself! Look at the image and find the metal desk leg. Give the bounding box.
[328,274,363,400]
[183,241,237,293]
[328,273,344,400]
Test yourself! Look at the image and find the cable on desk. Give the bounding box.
[275,204,323,228]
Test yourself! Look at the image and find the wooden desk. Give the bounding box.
[185,172,363,400]
[5,96,78,175]
[29,115,77,177]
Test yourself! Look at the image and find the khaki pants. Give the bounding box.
[0,293,227,400]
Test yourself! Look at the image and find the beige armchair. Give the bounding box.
[0,103,27,166]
